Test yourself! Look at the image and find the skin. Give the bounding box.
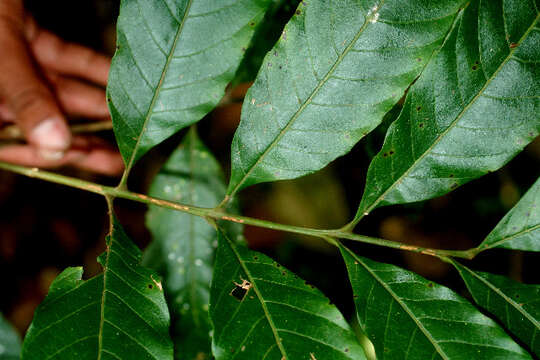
[0,0,124,176]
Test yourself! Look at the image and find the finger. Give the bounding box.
[0,144,85,167]
[48,75,110,118]
[0,103,15,122]
[29,29,110,87]
[73,147,124,176]
[0,14,71,153]
[69,136,124,176]
[0,143,124,176]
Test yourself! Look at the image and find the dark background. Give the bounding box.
[1,0,538,341]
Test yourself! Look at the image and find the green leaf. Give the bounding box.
[144,129,240,360]
[340,244,532,359]
[108,0,272,175]
[210,229,366,360]
[0,315,20,360]
[233,0,301,85]
[22,218,173,360]
[353,0,540,223]
[478,177,540,252]
[451,261,540,356]
[226,0,466,198]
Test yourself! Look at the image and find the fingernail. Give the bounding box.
[39,149,65,161]
[30,117,70,151]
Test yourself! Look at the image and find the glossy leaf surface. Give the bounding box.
[452,261,540,356]
[22,218,172,360]
[227,0,466,197]
[108,0,271,174]
[340,244,531,359]
[478,176,540,252]
[0,315,20,360]
[354,0,540,222]
[144,129,240,359]
[210,229,365,360]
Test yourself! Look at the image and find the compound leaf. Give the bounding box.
[144,129,240,359]
[226,0,466,198]
[340,244,532,359]
[22,218,172,360]
[0,314,20,360]
[478,176,540,252]
[354,0,540,223]
[452,261,540,356]
[210,229,366,360]
[108,0,272,176]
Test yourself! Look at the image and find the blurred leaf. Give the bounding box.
[144,129,240,360]
[452,260,540,356]
[108,0,272,174]
[210,229,366,360]
[267,168,349,229]
[478,177,540,252]
[340,244,532,359]
[22,218,172,360]
[354,0,540,223]
[0,315,20,360]
[227,0,465,196]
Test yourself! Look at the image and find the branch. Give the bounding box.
[0,161,477,260]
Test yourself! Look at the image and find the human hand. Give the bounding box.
[0,0,124,176]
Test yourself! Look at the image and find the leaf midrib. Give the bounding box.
[227,1,385,197]
[483,223,540,250]
[97,237,112,360]
[187,129,201,327]
[220,230,289,359]
[342,244,450,360]
[123,0,194,177]
[359,11,540,219]
[456,263,540,330]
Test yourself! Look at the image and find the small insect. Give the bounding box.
[230,279,252,301]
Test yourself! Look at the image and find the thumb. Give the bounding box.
[0,10,70,158]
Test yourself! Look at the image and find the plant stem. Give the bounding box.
[0,161,478,260]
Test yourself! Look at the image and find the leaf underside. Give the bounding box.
[144,129,241,360]
[340,244,531,359]
[108,0,271,171]
[22,219,172,360]
[452,261,540,356]
[227,0,466,196]
[0,314,20,360]
[478,176,540,252]
[210,229,366,360]
[354,0,540,222]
